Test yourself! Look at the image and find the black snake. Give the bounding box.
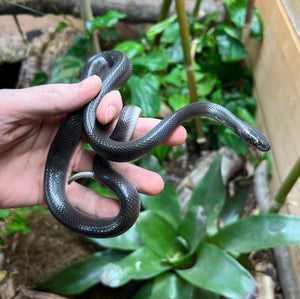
[44,51,270,238]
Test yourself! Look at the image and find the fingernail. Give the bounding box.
[105,105,117,124]
[76,75,97,90]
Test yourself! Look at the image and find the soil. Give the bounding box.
[2,211,144,299]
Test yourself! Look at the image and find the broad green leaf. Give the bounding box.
[220,187,248,226]
[89,223,143,251]
[234,106,256,127]
[86,10,126,33]
[114,41,144,59]
[216,30,246,62]
[151,273,197,299]
[163,65,186,87]
[127,74,161,117]
[151,145,171,164]
[136,154,163,174]
[219,128,248,155]
[178,206,206,253]
[196,74,217,97]
[0,209,10,220]
[50,34,89,83]
[189,155,225,235]
[211,214,300,254]
[131,51,168,71]
[193,287,220,299]
[132,281,153,299]
[31,72,48,86]
[166,38,184,63]
[147,15,178,38]
[161,22,181,44]
[145,180,182,229]
[226,1,263,41]
[168,95,190,111]
[177,243,257,299]
[99,247,171,287]
[219,25,240,40]
[37,250,126,295]
[136,211,177,257]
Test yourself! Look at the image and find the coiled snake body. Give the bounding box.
[44,51,270,238]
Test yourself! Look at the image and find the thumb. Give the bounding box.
[7,75,102,118]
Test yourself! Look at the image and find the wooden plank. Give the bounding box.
[244,0,300,289]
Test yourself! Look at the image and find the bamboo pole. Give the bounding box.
[175,0,204,143]
[153,0,173,49]
[268,157,300,213]
[241,0,255,44]
[192,0,202,19]
[79,0,100,54]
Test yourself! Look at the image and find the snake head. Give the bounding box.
[242,126,271,152]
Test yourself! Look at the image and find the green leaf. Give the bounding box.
[216,30,246,62]
[220,25,241,40]
[219,128,248,155]
[55,21,68,33]
[89,223,143,251]
[99,246,171,287]
[131,51,169,71]
[50,34,89,83]
[145,180,182,229]
[151,273,198,299]
[132,280,153,299]
[226,2,263,41]
[151,145,171,164]
[189,155,225,235]
[163,65,186,87]
[251,9,263,41]
[147,15,178,38]
[230,106,256,127]
[86,10,126,33]
[31,72,48,86]
[177,243,257,299]
[37,250,126,295]
[178,206,206,253]
[161,22,180,44]
[168,95,190,111]
[127,74,161,117]
[0,237,4,245]
[211,214,300,254]
[136,211,177,257]
[220,187,248,226]
[196,73,217,97]
[166,38,184,63]
[114,41,144,59]
[0,209,10,220]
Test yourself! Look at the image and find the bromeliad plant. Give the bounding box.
[37,155,300,299]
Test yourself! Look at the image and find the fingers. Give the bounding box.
[66,163,164,218]
[111,162,164,196]
[66,165,164,218]
[96,90,123,124]
[5,76,102,118]
[71,148,164,197]
[132,118,187,146]
[66,182,120,218]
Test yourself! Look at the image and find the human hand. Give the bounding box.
[0,76,186,217]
